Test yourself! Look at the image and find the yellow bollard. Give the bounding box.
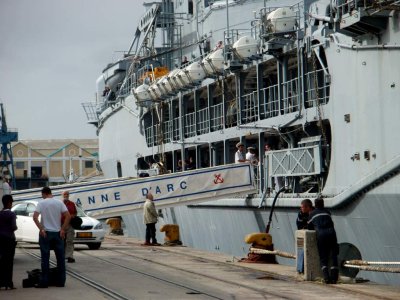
[160,224,182,246]
[244,232,273,248]
[106,218,124,235]
[241,232,276,263]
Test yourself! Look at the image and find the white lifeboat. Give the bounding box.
[173,69,187,88]
[232,36,258,59]
[181,61,206,86]
[149,76,166,99]
[265,7,296,33]
[202,48,224,74]
[164,69,180,93]
[134,83,151,102]
[158,76,170,94]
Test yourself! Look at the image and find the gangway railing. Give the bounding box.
[13,163,256,219]
[81,102,99,126]
[266,145,322,177]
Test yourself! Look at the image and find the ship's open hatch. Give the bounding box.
[264,121,332,194]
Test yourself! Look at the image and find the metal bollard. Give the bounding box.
[160,224,182,246]
[106,218,124,235]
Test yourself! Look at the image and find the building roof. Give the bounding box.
[12,139,98,157]
[13,139,98,150]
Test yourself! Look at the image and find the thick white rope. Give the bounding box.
[249,248,296,259]
[345,260,400,266]
[344,264,400,273]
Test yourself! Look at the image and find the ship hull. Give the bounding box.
[121,173,400,285]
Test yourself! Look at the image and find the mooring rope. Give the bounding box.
[344,264,400,273]
[345,260,400,266]
[249,250,400,272]
[249,248,296,259]
[343,260,400,273]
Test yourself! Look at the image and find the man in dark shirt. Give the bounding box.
[0,195,17,289]
[296,199,313,229]
[308,198,339,284]
[62,191,77,263]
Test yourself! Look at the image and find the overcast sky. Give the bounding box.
[0,0,143,140]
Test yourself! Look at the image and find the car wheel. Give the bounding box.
[87,243,101,250]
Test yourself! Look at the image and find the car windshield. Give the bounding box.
[76,205,87,217]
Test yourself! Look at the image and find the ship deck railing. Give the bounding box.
[81,102,100,125]
[144,66,329,148]
[337,0,400,17]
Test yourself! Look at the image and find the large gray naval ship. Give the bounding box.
[82,0,400,285]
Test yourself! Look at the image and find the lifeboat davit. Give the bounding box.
[232,36,258,59]
[265,7,296,33]
[202,49,224,74]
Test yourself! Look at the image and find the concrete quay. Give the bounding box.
[2,235,399,300]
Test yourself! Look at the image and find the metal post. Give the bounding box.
[178,92,185,164]
[226,0,230,42]
[68,157,74,183]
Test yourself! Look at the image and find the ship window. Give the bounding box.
[188,0,193,14]
[117,162,122,178]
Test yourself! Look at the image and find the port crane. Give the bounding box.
[0,103,18,189]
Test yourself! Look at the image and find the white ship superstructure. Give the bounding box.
[83,0,400,285]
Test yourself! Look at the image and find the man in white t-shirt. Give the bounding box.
[2,177,11,195]
[0,176,11,209]
[33,187,70,288]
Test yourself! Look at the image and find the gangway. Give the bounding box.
[13,163,256,219]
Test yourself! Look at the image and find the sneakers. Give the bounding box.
[67,257,75,263]
[151,242,161,246]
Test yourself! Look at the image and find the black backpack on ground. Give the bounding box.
[22,267,59,288]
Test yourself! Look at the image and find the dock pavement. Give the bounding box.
[2,235,400,299]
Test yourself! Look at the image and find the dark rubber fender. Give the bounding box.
[338,242,362,278]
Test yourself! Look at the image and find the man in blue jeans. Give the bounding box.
[33,187,71,288]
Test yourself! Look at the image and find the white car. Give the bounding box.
[12,200,106,250]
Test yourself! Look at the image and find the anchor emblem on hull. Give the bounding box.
[213,174,224,184]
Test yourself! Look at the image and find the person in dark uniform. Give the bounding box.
[296,199,313,273]
[0,195,17,290]
[307,198,339,284]
[296,199,313,229]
